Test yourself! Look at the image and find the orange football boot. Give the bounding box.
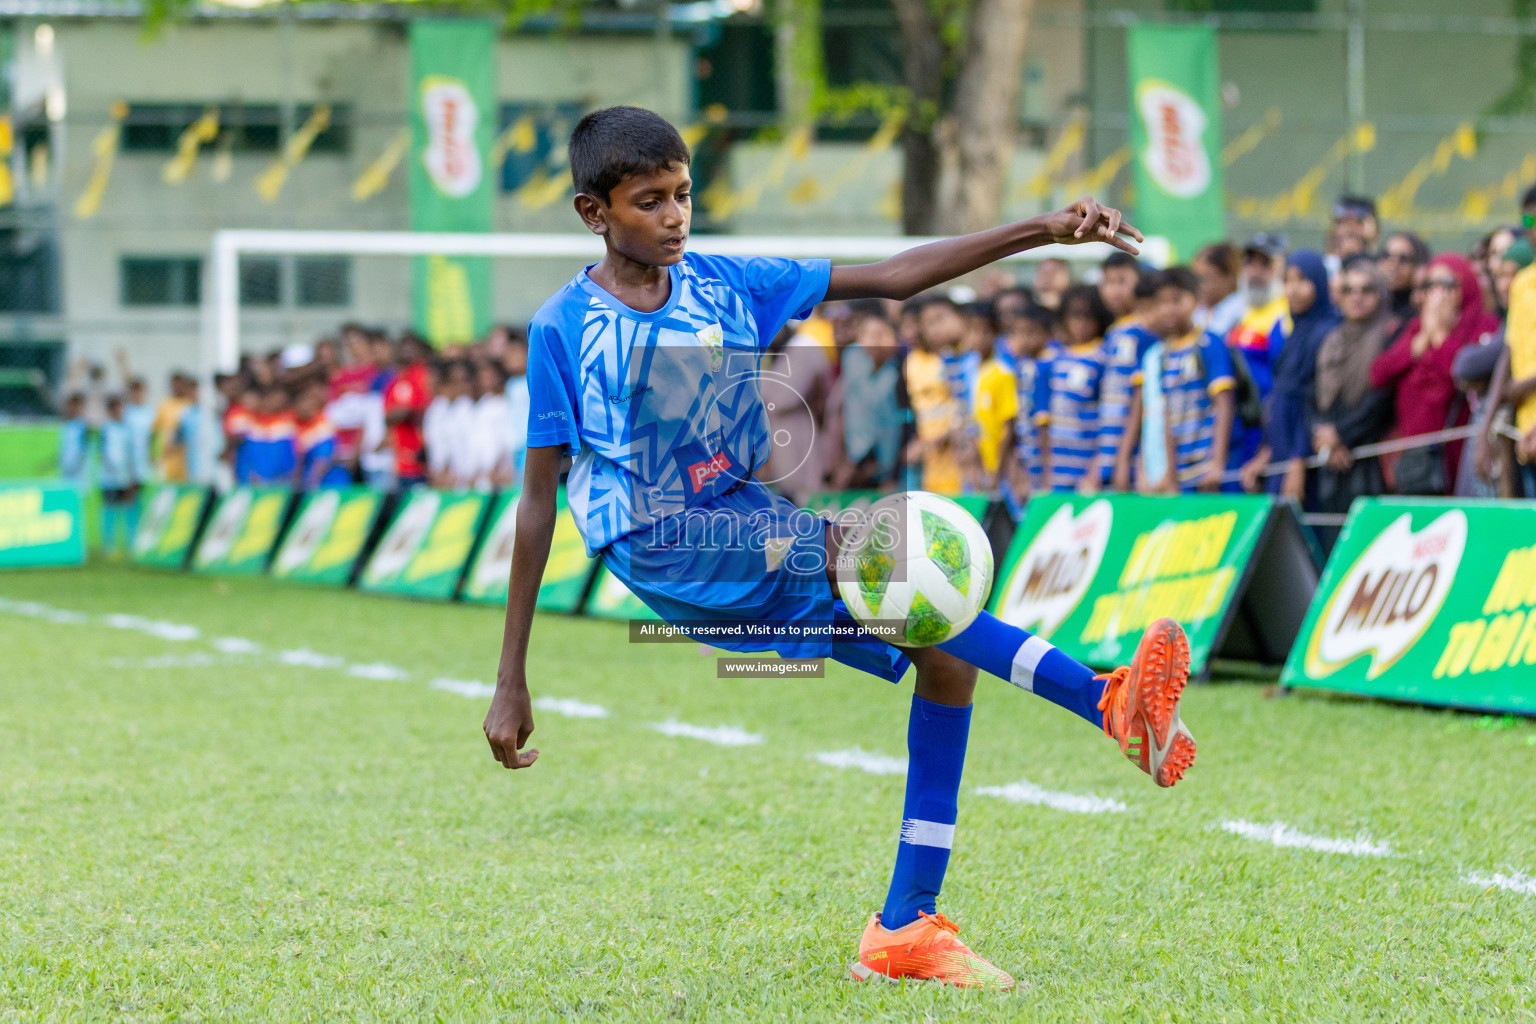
[849,911,1015,990]
[1096,617,1197,788]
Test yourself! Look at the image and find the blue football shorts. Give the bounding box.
[601,480,910,683]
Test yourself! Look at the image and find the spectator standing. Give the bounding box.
[905,299,967,494]
[763,313,835,504]
[294,384,351,489]
[1311,258,1397,514]
[1264,250,1341,500]
[1032,257,1071,311]
[58,393,92,492]
[1193,243,1246,340]
[1378,232,1430,321]
[1228,235,1292,479]
[98,394,144,554]
[151,374,194,483]
[1038,284,1113,493]
[384,334,432,489]
[472,362,515,490]
[1000,304,1059,502]
[829,310,903,491]
[326,325,378,479]
[970,310,1019,490]
[123,377,154,483]
[1498,186,1536,493]
[1141,268,1237,494]
[503,333,530,487]
[242,387,297,486]
[1370,253,1499,494]
[1100,272,1159,491]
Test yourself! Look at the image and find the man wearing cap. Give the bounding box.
[1330,195,1379,266]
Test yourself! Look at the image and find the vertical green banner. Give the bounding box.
[1282,501,1536,716]
[1127,24,1226,262]
[271,488,384,586]
[0,482,85,568]
[360,489,489,600]
[409,19,496,346]
[192,487,293,575]
[132,484,209,570]
[462,489,597,612]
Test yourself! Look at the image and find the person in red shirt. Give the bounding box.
[326,324,377,478]
[384,333,433,487]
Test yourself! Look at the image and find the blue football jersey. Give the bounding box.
[1098,318,1159,475]
[524,253,830,553]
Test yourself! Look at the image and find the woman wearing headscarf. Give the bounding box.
[1310,257,1398,514]
[1262,250,1340,499]
[1370,252,1501,493]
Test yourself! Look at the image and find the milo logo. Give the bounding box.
[274,490,341,577]
[995,500,1112,637]
[1136,80,1211,199]
[1305,510,1467,679]
[364,491,441,585]
[420,76,482,198]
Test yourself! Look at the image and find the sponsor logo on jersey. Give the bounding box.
[688,451,733,493]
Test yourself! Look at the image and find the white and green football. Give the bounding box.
[835,491,994,647]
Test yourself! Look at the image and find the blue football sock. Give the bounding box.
[881,695,970,931]
[938,610,1106,726]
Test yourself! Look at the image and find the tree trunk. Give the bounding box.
[940,0,1034,234]
[889,0,947,235]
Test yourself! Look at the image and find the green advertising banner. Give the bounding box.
[192,487,293,575]
[584,564,660,621]
[132,484,209,569]
[1127,24,1226,262]
[409,19,496,346]
[360,488,488,600]
[0,481,85,568]
[1282,500,1536,716]
[462,489,596,611]
[988,493,1316,674]
[270,488,385,586]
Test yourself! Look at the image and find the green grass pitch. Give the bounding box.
[2,564,1534,1022]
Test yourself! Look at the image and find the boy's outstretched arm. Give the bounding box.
[484,444,564,770]
[825,198,1141,302]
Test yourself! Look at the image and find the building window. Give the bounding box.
[121,103,352,156]
[296,256,351,307]
[240,257,282,307]
[121,257,201,307]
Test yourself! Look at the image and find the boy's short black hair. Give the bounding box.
[1102,251,1141,274]
[1016,303,1057,332]
[1133,274,1159,301]
[1154,267,1200,296]
[570,106,692,204]
[1060,283,1115,337]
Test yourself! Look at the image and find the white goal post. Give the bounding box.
[199,229,1171,482]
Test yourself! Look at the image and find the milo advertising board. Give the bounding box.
[584,564,660,621]
[0,482,85,568]
[989,493,1316,674]
[131,485,210,569]
[270,488,385,586]
[1283,500,1536,715]
[461,489,595,611]
[192,487,294,575]
[359,489,488,600]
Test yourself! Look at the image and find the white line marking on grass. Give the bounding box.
[277,648,347,669]
[212,636,263,655]
[975,779,1129,815]
[813,748,908,776]
[106,654,241,669]
[1463,870,1536,896]
[651,719,764,747]
[347,662,411,681]
[0,598,91,625]
[533,697,610,719]
[430,678,497,699]
[102,614,201,642]
[1220,820,1394,858]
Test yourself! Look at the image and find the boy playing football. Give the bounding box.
[483,107,1197,990]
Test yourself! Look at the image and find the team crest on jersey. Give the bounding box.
[697,323,725,371]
